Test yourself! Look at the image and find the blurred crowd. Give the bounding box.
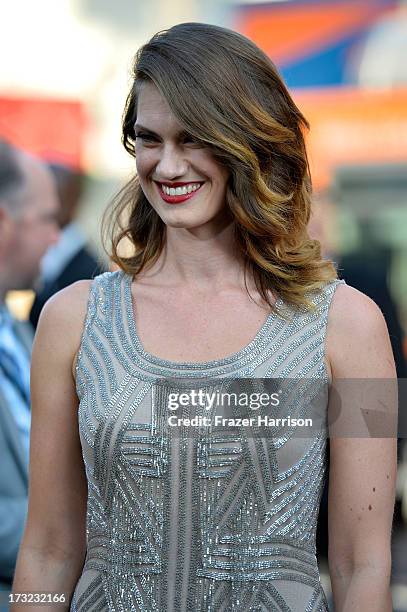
[0,140,105,603]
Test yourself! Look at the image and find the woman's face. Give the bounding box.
[135,81,230,231]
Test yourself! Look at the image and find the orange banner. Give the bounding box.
[292,87,407,189]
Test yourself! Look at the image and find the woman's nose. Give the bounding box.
[155,144,188,179]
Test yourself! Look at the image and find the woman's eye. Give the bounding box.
[135,132,157,143]
[183,135,202,146]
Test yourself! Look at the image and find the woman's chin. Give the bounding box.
[160,213,214,230]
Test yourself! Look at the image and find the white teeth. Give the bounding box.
[160,182,202,196]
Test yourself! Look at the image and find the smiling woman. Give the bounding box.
[11,22,397,612]
[102,22,337,310]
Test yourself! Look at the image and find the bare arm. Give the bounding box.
[326,285,397,611]
[10,280,92,611]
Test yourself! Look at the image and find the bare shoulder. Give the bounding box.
[35,279,93,377]
[326,283,385,332]
[326,283,395,378]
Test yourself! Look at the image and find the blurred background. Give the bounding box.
[1,0,406,609]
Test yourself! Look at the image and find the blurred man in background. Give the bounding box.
[0,139,60,591]
[29,164,104,329]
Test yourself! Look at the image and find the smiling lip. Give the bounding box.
[155,181,204,205]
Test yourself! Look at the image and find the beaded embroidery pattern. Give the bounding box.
[70,270,345,611]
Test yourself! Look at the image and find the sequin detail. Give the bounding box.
[71,270,345,611]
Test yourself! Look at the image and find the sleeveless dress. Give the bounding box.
[70,270,345,612]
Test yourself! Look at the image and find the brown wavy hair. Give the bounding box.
[102,22,337,312]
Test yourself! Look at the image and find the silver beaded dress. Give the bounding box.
[70,270,345,612]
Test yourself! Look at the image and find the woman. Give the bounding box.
[12,23,396,611]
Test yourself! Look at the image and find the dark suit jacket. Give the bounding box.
[29,246,104,329]
[0,318,33,582]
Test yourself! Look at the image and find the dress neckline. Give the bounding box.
[122,271,286,372]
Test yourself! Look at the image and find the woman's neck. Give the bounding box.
[139,221,249,292]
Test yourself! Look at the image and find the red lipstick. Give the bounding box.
[156,181,204,205]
